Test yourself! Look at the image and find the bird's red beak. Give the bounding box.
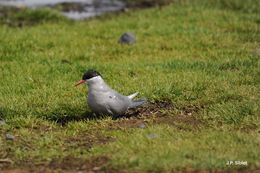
[75,80,86,87]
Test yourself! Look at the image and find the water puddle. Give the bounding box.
[0,0,126,20]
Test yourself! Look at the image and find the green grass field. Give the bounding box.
[0,0,259,172]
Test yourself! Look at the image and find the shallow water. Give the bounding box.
[0,0,125,20]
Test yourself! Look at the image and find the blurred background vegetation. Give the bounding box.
[0,0,259,27]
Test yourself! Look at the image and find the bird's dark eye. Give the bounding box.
[82,69,101,80]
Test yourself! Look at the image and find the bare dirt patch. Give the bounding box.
[125,100,174,117]
[2,156,109,173]
[2,155,139,173]
[48,155,109,171]
[110,101,204,130]
[65,133,115,151]
[236,123,258,133]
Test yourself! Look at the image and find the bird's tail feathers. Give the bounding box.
[128,92,139,99]
[129,98,147,108]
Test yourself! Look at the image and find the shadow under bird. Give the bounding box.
[75,70,146,117]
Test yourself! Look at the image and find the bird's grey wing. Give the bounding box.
[105,92,131,115]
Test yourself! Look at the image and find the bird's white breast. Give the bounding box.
[86,76,112,114]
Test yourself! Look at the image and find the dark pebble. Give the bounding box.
[0,120,5,126]
[253,48,260,55]
[5,133,15,141]
[138,123,146,129]
[118,32,136,44]
[146,133,159,139]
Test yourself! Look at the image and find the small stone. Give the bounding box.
[92,166,103,173]
[253,48,260,55]
[138,123,146,129]
[118,32,136,44]
[80,164,87,170]
[0,120,5,126]
[5,133,15,141]
[92,166,101,171]
[146,133,158,139]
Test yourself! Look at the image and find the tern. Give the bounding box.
[75,69,146,116]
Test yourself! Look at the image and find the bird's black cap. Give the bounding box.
[82,69,101,80]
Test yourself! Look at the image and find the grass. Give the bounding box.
[0,0,259,172]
